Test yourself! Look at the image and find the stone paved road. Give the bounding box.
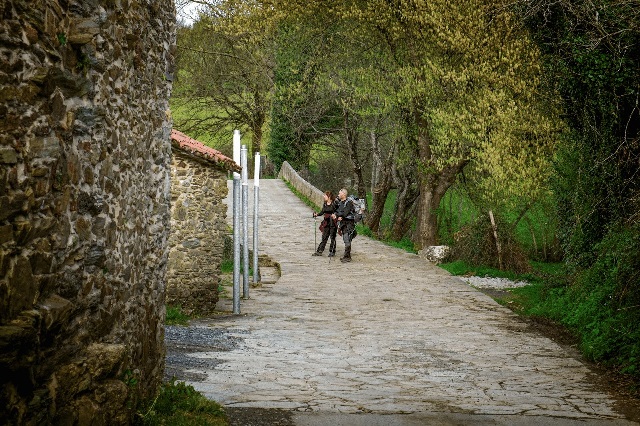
[167,179,637,425]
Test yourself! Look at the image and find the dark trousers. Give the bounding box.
[340,220,355,257]
[317,224,337,254]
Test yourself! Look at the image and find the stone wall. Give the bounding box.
[0,0,175,423]
[167,149,229,316]
[278,161,323,209]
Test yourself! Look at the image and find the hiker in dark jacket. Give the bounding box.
[332,188,356,263]
[312,191,338,257]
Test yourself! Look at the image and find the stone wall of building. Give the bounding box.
[167,150,229,316]
[0,0,175,423]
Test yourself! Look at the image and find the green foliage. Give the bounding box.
[135,380,227,426]
[516,1,640,382]
[166,305,191,326]
[122,369,139,389]
[436,186,479,246]
[507,198,562,262]
[267,109,307,172]
[173,7,272,156]
[220,259,234,274]
[170,101,233,154]
[436,184,561,263]
[267,19,342,172]
[523,0,640,269]
[506,224,640,381]
[308,145,349,195]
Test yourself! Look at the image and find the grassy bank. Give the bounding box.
[135,380,228,425]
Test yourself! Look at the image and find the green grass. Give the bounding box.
[220,259,234,274]
[435,186,479,245]
[358,223,417,253]
[221,259,253,276]
[439,259,565,285]
[166,305,191,326]
[136,380,228,426]
[283,179,321,210]
[435,186,559,261]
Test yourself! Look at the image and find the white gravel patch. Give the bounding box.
[462,276,530,289]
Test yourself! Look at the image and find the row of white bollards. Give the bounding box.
[232,130,260,314]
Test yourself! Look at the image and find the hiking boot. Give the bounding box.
[312,252,323,256]
[340,247,351,262]
[328,252,335,258]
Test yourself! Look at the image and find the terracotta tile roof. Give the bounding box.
[171,129,241,172]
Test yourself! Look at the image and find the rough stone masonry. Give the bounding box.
[0,0,175,423]
[167,132,237,316]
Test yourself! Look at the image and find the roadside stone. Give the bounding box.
[418,245,451,264]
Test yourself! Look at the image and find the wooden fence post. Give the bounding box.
[489,210,503,270]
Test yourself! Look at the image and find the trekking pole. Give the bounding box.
[314,215,317,251]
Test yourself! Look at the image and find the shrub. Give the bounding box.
[451,214,531,273]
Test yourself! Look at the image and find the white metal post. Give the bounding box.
[232,130,241,314]
[241,145,249,299]
[253,152,260,283]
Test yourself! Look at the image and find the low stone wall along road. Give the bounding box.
[165,179,637,425]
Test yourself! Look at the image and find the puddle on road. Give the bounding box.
[164,326,245,382]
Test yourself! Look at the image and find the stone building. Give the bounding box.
[0,0,175,423]
[168,130,239,316]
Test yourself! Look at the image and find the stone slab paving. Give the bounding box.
[175,179,636,424]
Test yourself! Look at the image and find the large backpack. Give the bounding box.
[346,195,365,223]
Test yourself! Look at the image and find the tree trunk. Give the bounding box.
[251,117,263,156]
[391,200,418,240]
[251,90,265,156]
[344,111,366,199]
[414,184,439,248]
[390,168,419,240]
[366,143,396,234]
[413,163,469,249]
[370,130,382,195]
[412,111,468,249]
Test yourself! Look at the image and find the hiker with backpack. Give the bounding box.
[312,190,338,257]
[332,188,362,263]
